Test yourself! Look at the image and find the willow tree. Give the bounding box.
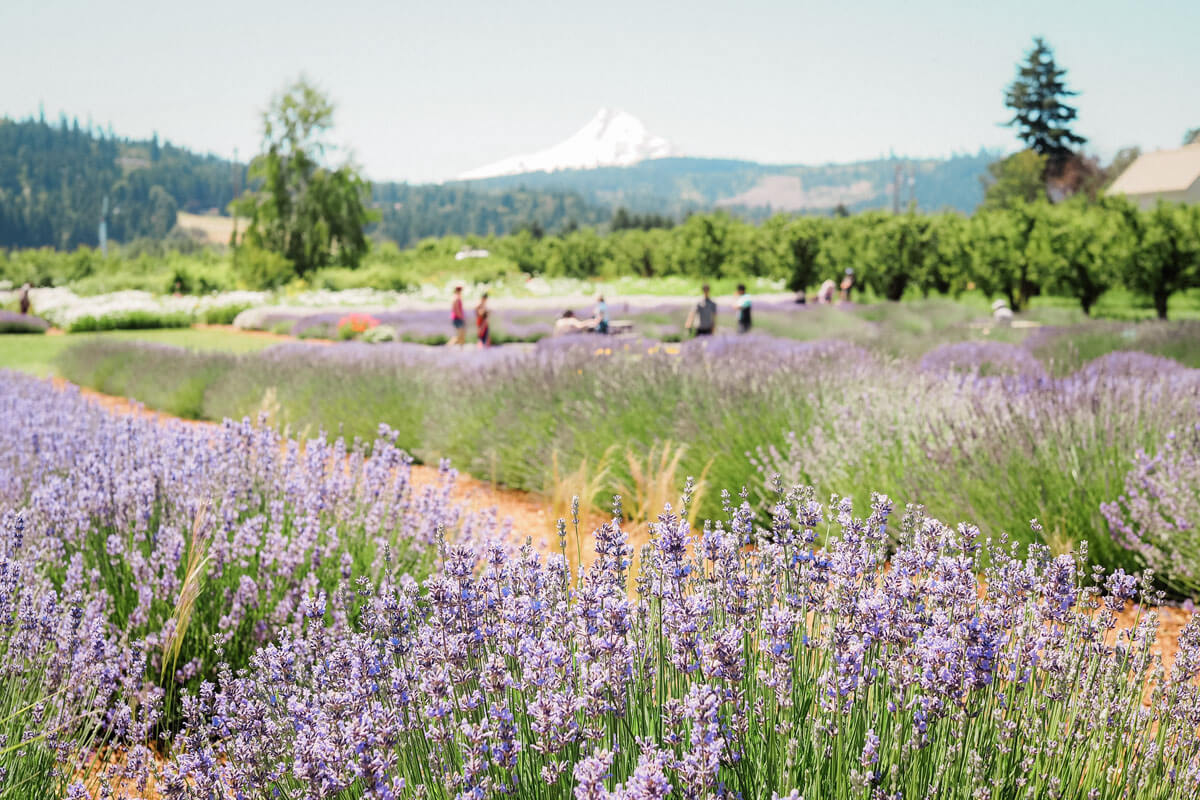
[235,78,374,279]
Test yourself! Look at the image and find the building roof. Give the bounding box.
[1107,143,1200,196]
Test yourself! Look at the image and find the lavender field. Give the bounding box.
[3,366,1200,798]
[55,327,1200,589]
[2,316,1198,797]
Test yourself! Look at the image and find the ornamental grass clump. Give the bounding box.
[166,486,1200,799]
[1103,424,1200,598]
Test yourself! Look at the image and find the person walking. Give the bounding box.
[735,283,752,334]
[475,292,491,348]
[594,294,609,335]
[450,285,466,346]
[686,283,717,336]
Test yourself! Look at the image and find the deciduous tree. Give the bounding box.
[234,78,375,279]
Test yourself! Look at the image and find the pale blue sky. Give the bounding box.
[2,0,1197,182]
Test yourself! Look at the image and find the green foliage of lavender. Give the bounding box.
[55,335,1200,590]
[164,489,1200,799]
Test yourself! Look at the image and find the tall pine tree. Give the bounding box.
[1004,38,1086,172]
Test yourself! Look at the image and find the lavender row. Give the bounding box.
[162,488,1200,799]
[0,372,507,794]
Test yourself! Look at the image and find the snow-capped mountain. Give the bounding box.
[457,108,681,180]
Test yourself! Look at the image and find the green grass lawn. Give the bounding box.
[0,328,281,377]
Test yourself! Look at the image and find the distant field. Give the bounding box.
[176,211,240,244]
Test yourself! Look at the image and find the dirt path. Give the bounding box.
[51,378,1196,667]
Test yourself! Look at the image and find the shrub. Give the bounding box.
[66,310,193,332]
[0,310,49,333]
[336,312,379,340]
[361,323,397,343]
[297,323,333,340]
[200,303,252,325]
[236,245,296,289]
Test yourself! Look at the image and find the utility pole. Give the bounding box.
[892,162,902,214]
[98,195,108,256]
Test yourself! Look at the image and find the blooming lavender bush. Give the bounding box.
[753,352,1200,579]
[164,489,1200,799]
[1103,424,1200,597]
[18,287,268,331]
[917,340,1048,380]
[0,511,158,799]
[0,372,499,732]
[0,309,49,334]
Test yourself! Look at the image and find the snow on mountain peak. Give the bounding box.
[457,109,680,180]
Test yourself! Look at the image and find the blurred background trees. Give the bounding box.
[232,78,375,280]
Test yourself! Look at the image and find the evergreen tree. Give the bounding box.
[1004,38,1086,171]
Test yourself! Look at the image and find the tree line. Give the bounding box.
[0,114,240,249]
[470,200,1198,318]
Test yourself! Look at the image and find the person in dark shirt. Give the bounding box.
[687,284,717,336]
[735,283,752,333]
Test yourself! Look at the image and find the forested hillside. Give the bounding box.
[455,152,998,216]
[371,183,609,244]
[0,116,611,250]
[0,115,241,249]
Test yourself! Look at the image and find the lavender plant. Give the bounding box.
[164,489,1200,799]
[0,512,157,799]
[0,372,494,731]
[1103,424,1200,597]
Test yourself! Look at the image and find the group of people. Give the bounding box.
[683,283,754,335]
[554,295,610,336]
[797,268,856,305]
[450,285,491,347]
[450,283,761,345]
[550,283,754,339]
